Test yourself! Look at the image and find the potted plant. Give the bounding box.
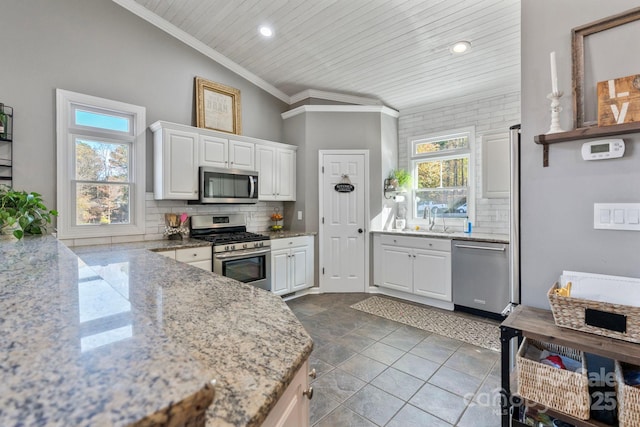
[0,187,58,239]
[388,169,411,190]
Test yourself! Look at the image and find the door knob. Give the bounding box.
[308,369,317,379]
[358,228,363,233]
[303,387,314,399]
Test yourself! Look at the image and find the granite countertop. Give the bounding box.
[0,236,313,427]
[372,229,509,244]
[262,231,317,239]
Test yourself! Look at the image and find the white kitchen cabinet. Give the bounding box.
[151,121,297,200]
[199,134,229,168]
[155,246,212,271]
[271,236,314,295]
[261,359,311,427]
[482,132,510,198]
[373,234,452,302]
[152,124,199,200]
[255,145,296,201]
[200,136,254,170]
[229,139,255,170]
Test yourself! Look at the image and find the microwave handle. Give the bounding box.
[249,175,256,198]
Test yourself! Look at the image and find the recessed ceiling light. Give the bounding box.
[450,41,471,54]
[259,26,273,38]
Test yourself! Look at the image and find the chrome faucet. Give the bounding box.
[426,206,436,230]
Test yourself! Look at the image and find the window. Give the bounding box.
[56,89,146,239]
[410,127,474,222]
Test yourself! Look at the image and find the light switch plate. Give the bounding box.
[594,203,640,231]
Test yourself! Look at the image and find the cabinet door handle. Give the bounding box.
[303,387,314,400]
[308,369,317,379]
[413,254,416,258]
[454,244,505,252]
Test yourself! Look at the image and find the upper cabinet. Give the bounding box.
[152,124,199,200]
[200,134,228,168]
[150,121,296,201]
[229,139,255,170]
[481,132,510,199]
[200,136,255,170]
[256,144,296,201]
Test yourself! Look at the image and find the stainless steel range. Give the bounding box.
[190,214,271,291]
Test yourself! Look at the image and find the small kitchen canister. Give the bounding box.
[395,218,406,230]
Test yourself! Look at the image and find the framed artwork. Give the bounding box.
[571,7,640,128]
[195,77,242,134]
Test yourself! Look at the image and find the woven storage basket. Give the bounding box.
[615,360,640,427]
[516,338,590,420]
[548,282,640,344]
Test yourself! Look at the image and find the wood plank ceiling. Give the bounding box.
[131,0,520,111]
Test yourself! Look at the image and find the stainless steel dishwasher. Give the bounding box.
[452,240,510,318]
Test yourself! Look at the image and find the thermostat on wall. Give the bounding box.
[581,139,625,160]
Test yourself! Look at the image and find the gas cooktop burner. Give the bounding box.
[194,231,269,245]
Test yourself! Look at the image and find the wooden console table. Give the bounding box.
[500,305,640,427]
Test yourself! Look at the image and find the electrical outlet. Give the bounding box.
[297,211,303,220]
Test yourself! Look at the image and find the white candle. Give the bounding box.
[550,51,558,94]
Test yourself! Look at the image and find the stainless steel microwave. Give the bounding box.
[198,167,259,204]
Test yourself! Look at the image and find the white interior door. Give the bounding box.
[319,151,368,293]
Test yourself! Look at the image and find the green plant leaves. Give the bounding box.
[0,187,57,240]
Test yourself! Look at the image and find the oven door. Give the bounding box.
[213,248,271,291]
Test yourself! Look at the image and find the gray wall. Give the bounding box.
[1,0,287,208]
[521,0,640,308]
[283,109,398,286]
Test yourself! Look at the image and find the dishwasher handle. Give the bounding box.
[454,244,505,252]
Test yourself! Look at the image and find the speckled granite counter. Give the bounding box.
[0,236,313,427]
[262,231,317,239]
[372,229,509,244]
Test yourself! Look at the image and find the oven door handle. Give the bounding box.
[214,248,271,260]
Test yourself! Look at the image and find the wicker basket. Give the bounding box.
[516,338,590,420]
[615,360,640,427]
[548,282,640,344]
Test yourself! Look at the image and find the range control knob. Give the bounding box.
[243,243,248,249]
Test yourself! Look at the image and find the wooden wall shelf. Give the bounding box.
[534,122,640,166]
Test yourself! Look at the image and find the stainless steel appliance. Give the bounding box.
[198,167,259,204]
[190,214,271,291]
[452,240,510,318]
[508,124,521,313]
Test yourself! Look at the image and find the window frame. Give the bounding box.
[409,126,475,224]
[56,89,146,239]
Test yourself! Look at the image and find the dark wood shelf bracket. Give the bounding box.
[534,122,640,167]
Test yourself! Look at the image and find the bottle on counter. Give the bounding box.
[464,217,472,233]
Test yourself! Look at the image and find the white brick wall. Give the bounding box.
[398,91,520,234]
[143,193,284,240]
[61,194,284,246]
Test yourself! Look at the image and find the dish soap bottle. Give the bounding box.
[463,217,472,233]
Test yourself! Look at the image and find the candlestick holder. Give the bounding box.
[546,91,565,134]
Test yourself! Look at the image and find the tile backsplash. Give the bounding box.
[61,193,284,247]
[144,193,284,240]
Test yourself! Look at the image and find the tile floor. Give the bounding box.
[286,293,502,427]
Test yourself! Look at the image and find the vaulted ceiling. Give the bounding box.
[119,0,520,111]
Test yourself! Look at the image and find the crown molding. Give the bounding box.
[289,89,383,106]
[111,0,290,104]
[282,105,399,120]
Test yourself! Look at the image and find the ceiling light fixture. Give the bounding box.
[259,26,273,38]
[450,41,471,54]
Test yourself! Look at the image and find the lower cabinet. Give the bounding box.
[271,236,314,296]
[156,246,212,271]
[373,234,452,302]
[262,359,311,427]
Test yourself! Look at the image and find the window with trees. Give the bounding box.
[410,128,474,221]
[57,90,146,239]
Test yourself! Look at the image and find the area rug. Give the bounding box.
[350,296,500,351]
